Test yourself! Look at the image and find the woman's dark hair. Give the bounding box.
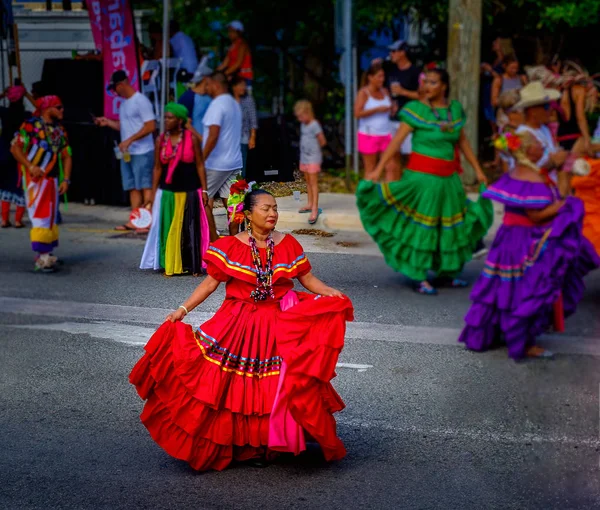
[360,62,384,88]
[502,54,518,67]
[244,189,273,212]
[427,68,450,98]
[230,74,246,92]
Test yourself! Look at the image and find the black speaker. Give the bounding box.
[41,58,104,121]
[39,59,126,205]
[246,114,295,183]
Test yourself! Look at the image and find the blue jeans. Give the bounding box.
[120,151,154,191]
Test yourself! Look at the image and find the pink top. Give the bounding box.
[160,129,195,184]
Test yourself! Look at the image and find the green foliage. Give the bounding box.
[539,0,600,28]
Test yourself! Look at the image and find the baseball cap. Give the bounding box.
[228,20,244,32]
[388,40,408,52]
[107,70,128,91]
[190,57,213,85]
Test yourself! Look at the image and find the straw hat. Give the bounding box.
[513,82,560,110]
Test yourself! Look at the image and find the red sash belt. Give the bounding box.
[407,152,459,177]
[503,211,537,227]
[557,133,580,142]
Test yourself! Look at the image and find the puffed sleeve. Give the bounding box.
[203,240,233,282]
[284,235,312,277]
[398,100,423,130]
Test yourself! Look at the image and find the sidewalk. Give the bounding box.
[62,191,503,237]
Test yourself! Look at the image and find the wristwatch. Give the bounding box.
[63,179,71,185]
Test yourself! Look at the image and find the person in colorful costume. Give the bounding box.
[140,103,210,276]
[459,132,599,359]
[130,186,354,471]
[0,83,28,228]
[10,95,72,272]
[356,68,493,295]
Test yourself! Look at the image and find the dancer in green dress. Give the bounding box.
[356,68,493,295]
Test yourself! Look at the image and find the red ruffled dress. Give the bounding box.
[129,235,354,471]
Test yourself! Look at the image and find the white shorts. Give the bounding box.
[391,121,412,155]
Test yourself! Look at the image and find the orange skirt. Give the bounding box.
[572,158,600,255]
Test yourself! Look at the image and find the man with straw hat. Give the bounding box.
[516,82,569,186]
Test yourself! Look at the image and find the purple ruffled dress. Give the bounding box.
[458,173,600,359]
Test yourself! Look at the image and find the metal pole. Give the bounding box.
[159,0,169,133]
[0,35,5,96]
[13,23,21,82]
[352,45,359,175]
[343,0,352,188]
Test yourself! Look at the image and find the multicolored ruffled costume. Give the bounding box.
[571,158,600,255]
[130,235,353,471]
[459,174,599,359]
[356,100,493,281]
[13,117,70,254]
[140,129,210,276]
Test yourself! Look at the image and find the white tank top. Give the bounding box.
[358,90,392,136]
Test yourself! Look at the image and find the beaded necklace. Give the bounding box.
[40,118,64,154]
[160,130,183,163]
[248,232,275,301]
[427,99,453,132]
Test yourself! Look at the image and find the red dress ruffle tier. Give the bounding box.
[129,235,354,471]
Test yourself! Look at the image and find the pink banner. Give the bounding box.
[100,0,140,120]
[87,0,103,52]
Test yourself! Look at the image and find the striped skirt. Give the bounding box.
[140,188,210,276]
[26,176,59,254]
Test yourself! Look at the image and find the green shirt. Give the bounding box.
[399,100,466,161]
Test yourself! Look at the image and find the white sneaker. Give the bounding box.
[35,254,57,272]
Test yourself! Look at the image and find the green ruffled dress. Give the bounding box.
[356,100,493,281]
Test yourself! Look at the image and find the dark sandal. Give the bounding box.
[308,208,322,225]
[14,223,24,229]
[1,222,11,228]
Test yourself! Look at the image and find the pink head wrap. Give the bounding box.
[34,95,63,116]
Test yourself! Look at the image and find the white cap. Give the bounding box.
[228,20,244,32]
[190,56,213,85]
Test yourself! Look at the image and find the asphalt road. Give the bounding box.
[1,210,599,509]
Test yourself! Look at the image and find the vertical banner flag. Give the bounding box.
[100,0,140,120]
[87,0,103,52]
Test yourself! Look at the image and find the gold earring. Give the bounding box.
[246,219,252,236]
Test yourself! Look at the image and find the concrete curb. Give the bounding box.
[60,191,502,236]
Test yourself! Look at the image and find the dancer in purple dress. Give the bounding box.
[459,131,599,359]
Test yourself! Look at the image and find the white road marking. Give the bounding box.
[337,417,600,448]
[2,296,600,356]
[336,363,373,372]
[7,321,374,372]
[10,321,156,346]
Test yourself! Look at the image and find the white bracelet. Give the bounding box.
[202,190,208,194]
[178,305,189,315]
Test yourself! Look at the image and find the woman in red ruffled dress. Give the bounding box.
[130,185,354,471]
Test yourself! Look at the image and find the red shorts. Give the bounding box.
[358,132,392,154]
